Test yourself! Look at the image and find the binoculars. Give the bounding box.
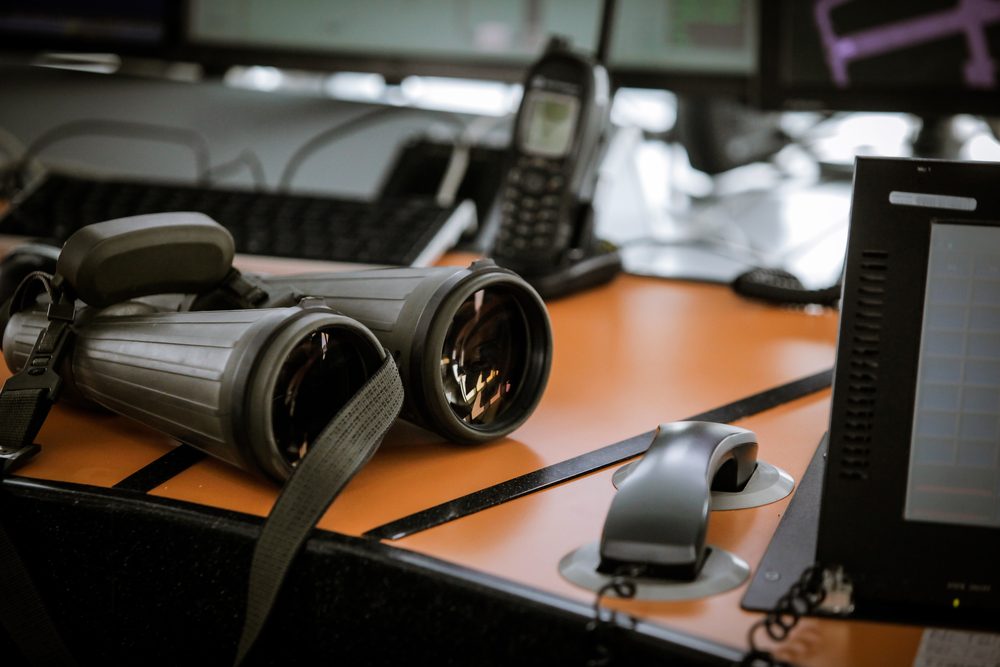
[1,213,553,482]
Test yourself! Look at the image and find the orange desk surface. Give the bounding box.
[2,252,925,666]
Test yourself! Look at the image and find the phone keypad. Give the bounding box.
[494,156,570,264]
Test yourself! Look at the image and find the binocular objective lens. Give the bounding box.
[271,327,374,465]
[441,288,528,428]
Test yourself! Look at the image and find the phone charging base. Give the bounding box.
[559,542,749,601]
[612,459,795,511]
[526,241,622,300]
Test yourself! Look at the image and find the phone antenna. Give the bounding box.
[595,0,618,65]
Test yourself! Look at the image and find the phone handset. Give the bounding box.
[488,36,621,299]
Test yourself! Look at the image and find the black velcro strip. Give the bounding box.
[364,368,834,541]
[113,444,207,493]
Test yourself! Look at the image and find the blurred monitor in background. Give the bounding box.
[758,0,1000,157]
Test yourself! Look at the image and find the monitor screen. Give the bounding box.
[907,220,1000,529]
[608,0,757,95]
[758,0,1000,114]
[0,1,176,55]
[183,0,602,81]
[185,0,757,94]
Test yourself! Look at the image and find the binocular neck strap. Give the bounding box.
[0,283,79,665]
[235,352,404,666]
[0,284,76,474]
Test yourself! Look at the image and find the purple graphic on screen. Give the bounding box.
[813,0,1000,88]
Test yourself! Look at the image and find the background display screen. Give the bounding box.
[519,91,579,158]
[906,221,1000,529]
[795,1,1000,89]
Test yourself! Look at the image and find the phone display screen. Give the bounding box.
[519,90,579,158]
[906,221,1000,529]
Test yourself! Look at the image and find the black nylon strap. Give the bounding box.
[0,287,75,473]
[0,277,79,664]
[365,367,834,541]
[0,388,49,472]
[234,354,404,666]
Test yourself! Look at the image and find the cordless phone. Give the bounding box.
[488,36,621,299]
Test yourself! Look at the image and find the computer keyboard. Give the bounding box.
[0,172,475,266]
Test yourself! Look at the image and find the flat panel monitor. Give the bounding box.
[183,0,603,82]
[184,0,756,94]
[0,1,179,58]
[607,0,758,96]
[758,0,1000,115]
[1,1,759,97]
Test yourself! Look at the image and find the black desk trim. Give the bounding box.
[366,367,834,540]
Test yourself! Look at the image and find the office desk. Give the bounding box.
[0,250,929,666]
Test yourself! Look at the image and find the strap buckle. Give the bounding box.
[0,301,76,475]
[3,317,74,401]
[0,442,42,474]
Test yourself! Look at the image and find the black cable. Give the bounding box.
[742,563,829,667]
[731,266,842,308]
[586,565,641,667]
[277,106,466,191]
[18,119,214,184]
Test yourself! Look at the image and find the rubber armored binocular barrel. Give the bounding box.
[4,302,386,481]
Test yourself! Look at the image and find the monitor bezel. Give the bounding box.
[610,70,752,98]
[180,41,757,98]
[177,41,532,84]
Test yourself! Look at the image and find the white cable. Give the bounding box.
[435,113,511,207]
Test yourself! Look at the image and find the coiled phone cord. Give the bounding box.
[741,563,829,667]
[586,566,642,667]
